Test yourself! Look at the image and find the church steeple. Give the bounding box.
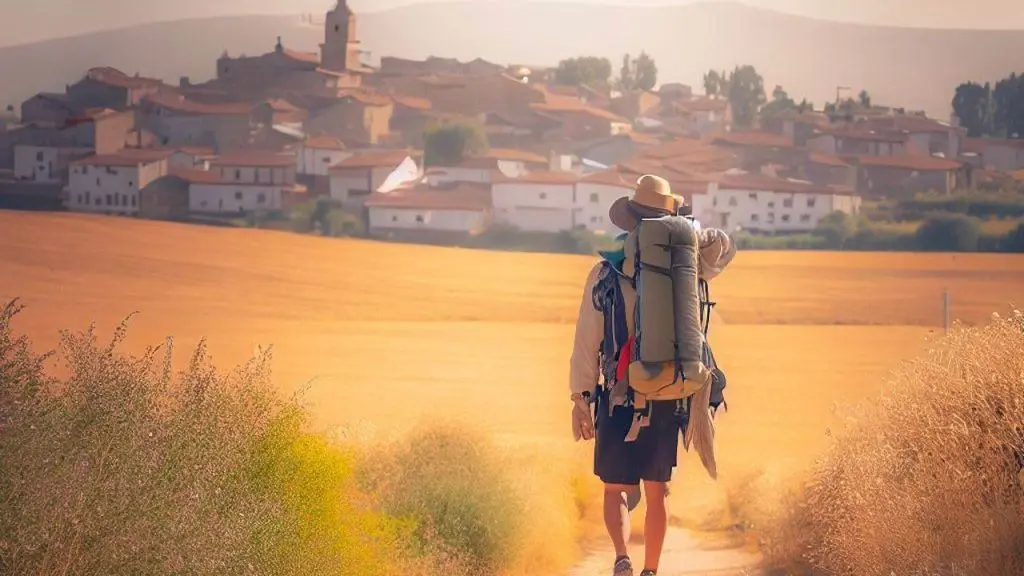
[320,0,361,73]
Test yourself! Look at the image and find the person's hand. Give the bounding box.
[572,397,595,441]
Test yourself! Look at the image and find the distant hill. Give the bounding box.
[3,1,1024,118]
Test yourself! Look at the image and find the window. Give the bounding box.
[751,214,760,222]
[234,191,243,200]
[257,193,266,204]
[105,194,112,206]
[77,194,82,204]
[200,200,208,208]
[235,169,241,180]
[781,214,791,222]
[782,198,793,208]
[131,195,136,207]
[728,196,737,207]
[767,201,775,208]
[128,181,133,188]
[96,177,101,186]
[415,214,425,223]
[800,214,811,223]
[712,197,718,207]
[539,192,547,200]
[807,197,817,208]
[391,215,398,222]
[85,191,90,204]
[748,193,757,200]
[766,212,775,223]
[321,157,331,163]
[334,24,340,32]
[95,196,101,205]
[35,151,43,161]
[590,193,599,203]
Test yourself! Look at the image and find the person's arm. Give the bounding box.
[569,263,604,400]
[696,228,737,281]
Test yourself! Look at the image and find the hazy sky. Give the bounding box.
[6,0,1024,47]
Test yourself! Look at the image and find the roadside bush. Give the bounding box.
[895,191,1024,220]
[0,300,407,576]
[359,423,524,574]
[468,223,615,255]
[915,213,982,251]
[733,232,827,250]
[757,309,1024,575]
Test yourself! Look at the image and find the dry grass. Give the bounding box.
[3,211,1024,572]
[754,310,1024,576]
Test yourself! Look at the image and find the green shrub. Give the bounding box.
[0,300,408,576]
[915,213,982,251]
[895,191,1024,220]
[359,423,524,574]
[1004,222,1024,253]
[733,231,827,250]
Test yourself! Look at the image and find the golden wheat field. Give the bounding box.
[2,210,1023,570]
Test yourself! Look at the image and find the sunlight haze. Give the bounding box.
[4,0,1023,47]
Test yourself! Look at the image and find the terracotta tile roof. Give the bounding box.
[151,145,217,156]
[365,181,491,211]
[168,167,224,184]
[482,148,548,164]
[303,135,346,151]
[282,48,320,65]
[391,94,432,110]
[860,114,956,134]
[70,149,172,167]
[530,102,629,124]
[807,152,850,167]
[264,98,302,112]
[854,154,963,171]
[492,170,578,185]
[85,67,163,89]
[144,92,255,116]
[579,169,636,188]
[674,97,728,113]
[209,152,296,168]
[718,173,853,196]
[817,127,906,144]
[331,150,418,170]
[338,90,393,107]
[708,130,793,148]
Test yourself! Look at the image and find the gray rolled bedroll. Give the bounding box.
[623,215,711,399]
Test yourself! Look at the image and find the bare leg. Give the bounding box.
[603,483,633,559]
[642,480,670,573]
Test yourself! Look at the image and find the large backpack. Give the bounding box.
[593,215,727,441]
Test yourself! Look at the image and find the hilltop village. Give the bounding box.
[1,0,1021,246]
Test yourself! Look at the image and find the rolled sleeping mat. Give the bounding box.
[625,215,711,398]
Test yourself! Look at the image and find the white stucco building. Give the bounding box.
[66,150,171,215]
[691,174,860,233]
[329,151,419,206]
[491,171,579,232]
[574,170,634,235]
[364,181,491,235]
[296,135,350,176]
[187,152,299,214]
[14,144,92,183]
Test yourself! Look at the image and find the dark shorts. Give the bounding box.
[594,397,689,486]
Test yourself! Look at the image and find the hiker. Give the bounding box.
[569,174,736,576]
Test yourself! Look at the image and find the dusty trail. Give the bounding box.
[570,526,763,576]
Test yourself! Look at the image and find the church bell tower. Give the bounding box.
[320,0,361,73]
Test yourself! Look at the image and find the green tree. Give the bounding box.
[632,51,658,91]
[760,85,797,116]
[725,65,766,127]
[952,81,994,137]
[703,70,720,97]
[554,56,612,88]
[858,89,872,109]
[617,52,657,91]
[423,123,488,167]
[813,211,858,249]
[618,54,634,91]
[915,214,981,252]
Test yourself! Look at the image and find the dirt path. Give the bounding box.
[569,527,764,576]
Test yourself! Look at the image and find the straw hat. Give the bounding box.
[608,174,687,231]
